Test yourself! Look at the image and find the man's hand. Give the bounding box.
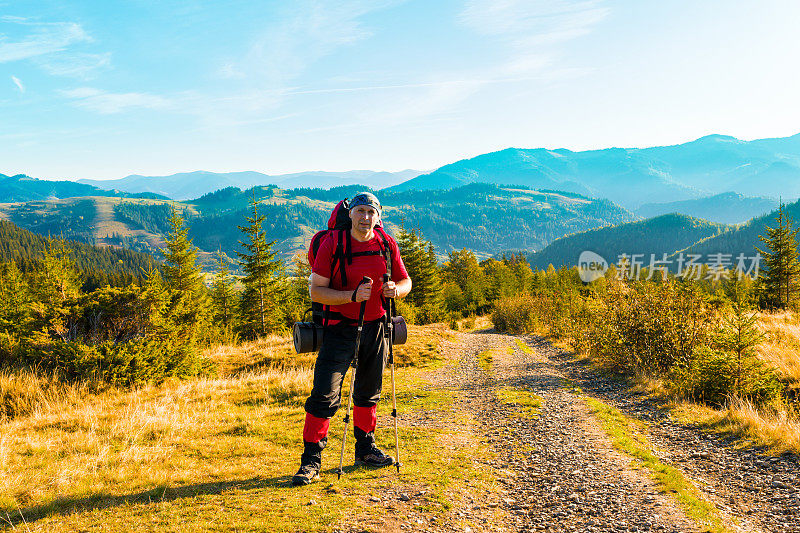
[355,277,373,302]
[382,279,398,299]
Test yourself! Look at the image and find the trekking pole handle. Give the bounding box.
[357,277,369,328]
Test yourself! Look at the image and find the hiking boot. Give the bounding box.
[291,438,326,487]
[354,444,395,467]
[291,463,320,486]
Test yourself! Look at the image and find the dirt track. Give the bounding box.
[422,329,800,533]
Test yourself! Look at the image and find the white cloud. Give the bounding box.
[224,1,402,87]
[459,0,609,77]
[460,0,608,42]
[38,52,111,79]
[0,19,91,63]
[10,75,24,93]
[61,87,171,114]
[0,17,109,78]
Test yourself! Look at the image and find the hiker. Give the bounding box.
[292,192,412,486]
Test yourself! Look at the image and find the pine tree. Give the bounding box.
[0,261,32,338]
[161,206,210,341]
[715,279,765,395]
[396,228,442,323]
[285,252,312,324]
[29,237,83,339]
[138,262,172,340]
[237,194,284,338]
[211,251,237,328]
[757,202,800,308]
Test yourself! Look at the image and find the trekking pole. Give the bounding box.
[383,274,402,474]
[337,277,370,480]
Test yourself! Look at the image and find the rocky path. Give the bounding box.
[430,329,800,533]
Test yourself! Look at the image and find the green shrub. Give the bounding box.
[448,312,460,330]
[393,299,416,325]
[667,346,784,407]
[491,295,537,334]
[588,281,714,375]
[31,339,211,387]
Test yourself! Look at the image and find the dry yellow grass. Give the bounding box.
[0,369,87,421]
[0,324,484,531]
[756,310,800,385]
[204,333,308,375]
[672,397,800,454]
[0,365,314,520]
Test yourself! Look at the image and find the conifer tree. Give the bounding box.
[715,279,765,395]
[0,261,32,337]
[211,251,237,328]
[237,194,284,338]
[757,202,800,308]
[161,206,210,340]
[29,237,83,338]
[397,228,442,323]
[139,262,172,340]
[285,252,312,325]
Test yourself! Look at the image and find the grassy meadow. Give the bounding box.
[0,324,500,532]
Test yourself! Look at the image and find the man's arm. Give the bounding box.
[382,277,412,299]
[309,273,372,304]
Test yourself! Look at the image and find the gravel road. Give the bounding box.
[429,329,800,533]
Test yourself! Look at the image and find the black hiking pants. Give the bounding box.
[304,319,388,419]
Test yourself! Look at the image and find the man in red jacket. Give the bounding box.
[292,192,412,486]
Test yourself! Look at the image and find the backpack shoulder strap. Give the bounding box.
[333,229,348,286]
[375,227,393,280]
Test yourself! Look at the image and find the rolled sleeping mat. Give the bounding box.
[293,322,323,354]
[293,316,408,353]
[391,316,408,345]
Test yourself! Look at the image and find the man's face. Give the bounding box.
[350,205,379,234]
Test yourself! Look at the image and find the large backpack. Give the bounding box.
[307,198,393,326]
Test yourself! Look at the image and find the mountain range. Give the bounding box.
[4,131,800,274]
[528,214,731,270]
[0,173,166,203]
[388,133,800,209]
[76,169,422,200]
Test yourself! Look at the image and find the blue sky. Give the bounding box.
[2,1,800,180]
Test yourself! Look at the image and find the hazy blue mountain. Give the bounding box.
[272,169,422,190]
[678,198,800,261]
[0,173,166,202]
[636,192,778,225]
[388,133,800,209]
[77,169,423,200]
[528,214,730,270]
[78,171,269,200]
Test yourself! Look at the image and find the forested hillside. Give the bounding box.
[0,183,636,264]
[528,213,730,269]
[0,219,154,288]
